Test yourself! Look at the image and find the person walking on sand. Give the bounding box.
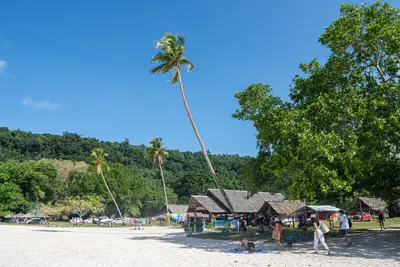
[339,210,352,246]
[378,211,385,231]
[311,212,330,255]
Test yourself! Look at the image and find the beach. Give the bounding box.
[0,226,398,267]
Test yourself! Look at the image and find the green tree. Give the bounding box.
[87,148,123,219]
[233,2,400,204]
[0,173,26,216]
[150,33,235,214]
[56,195,104,219]
[147,138,170,222]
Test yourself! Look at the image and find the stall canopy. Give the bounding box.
[295,205,341,213]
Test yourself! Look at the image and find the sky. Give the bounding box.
[0,0,398,156]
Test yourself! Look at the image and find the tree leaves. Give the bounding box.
[233,2,400,205]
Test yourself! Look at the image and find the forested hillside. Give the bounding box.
[0,127,251,217]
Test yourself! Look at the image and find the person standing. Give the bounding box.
[272,218,282,247]
[311,212,330,255]
[378,211,385,231]
[339,210,352,246]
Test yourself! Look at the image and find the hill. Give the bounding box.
[0,127,250,217]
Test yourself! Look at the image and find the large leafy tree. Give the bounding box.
[87,148,123,219]
[150,33,235,214]
[147,138,170,221]
[56,195,104,219]
[233,1,400,205]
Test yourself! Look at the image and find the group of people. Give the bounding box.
[311,210,352,254]
[238,209,387,255]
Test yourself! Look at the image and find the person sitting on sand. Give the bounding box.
[238,236,256,252]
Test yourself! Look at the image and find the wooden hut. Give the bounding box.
[356,197,387,215]
[259,200,305,216]
[205,189,285,215]
[187,189,286,225]
[158,204,189,216]
[187,195,229,221]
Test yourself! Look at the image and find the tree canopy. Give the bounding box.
[233,1,400,206]
[0,128,249,217]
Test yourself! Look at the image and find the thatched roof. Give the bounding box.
[188,195,229,214]
[358,197,387,212]
[206,189,285,214]
[167,204,188,214]
[3,213,15,218]
[259,200,305,215]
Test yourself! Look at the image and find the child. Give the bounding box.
[238,236,256,253]
[272,218,282,247]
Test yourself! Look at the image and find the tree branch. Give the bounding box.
[375,63,386,82]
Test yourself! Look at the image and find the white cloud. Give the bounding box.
[0,60,7,70]
[22,96,61,110]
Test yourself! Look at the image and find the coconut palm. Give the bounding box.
[150,33,235,215]
[147,138,170,223]
[87,148,123,220]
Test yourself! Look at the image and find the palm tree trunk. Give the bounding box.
[100,170,124,220]
[158,163,170,225]
[176,67,236,215]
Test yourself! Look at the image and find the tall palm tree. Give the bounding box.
[150,33,235,215]
[147,138,170,223]
[87,148,123,219]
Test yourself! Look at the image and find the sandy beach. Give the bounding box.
[0,226,399,267]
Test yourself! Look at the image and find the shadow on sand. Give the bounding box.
[32,229,73,233]
[127,229,400,261]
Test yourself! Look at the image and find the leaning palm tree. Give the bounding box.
[150,33,235,215]
[147,138,170,224]
[87,148,123,220]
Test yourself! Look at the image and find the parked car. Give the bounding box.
[112,218,129,224]
[26,218,45,224]
[353,212,372,221]
[83,218,94,224]
[69,217,83,224]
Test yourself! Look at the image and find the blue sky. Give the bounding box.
[0,0,397,156]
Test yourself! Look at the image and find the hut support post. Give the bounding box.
[360,200,363,222]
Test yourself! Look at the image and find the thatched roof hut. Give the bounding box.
[259,200,306,215]
[158,204,188,215]
[187,189,285,215]
[357,197,387,213]
[206,189,285,214]
[188,196,229,214]
[3,213,15,219]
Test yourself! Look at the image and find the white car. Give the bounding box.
[113,218,129,224]
[83,218,94,224]
[99,218,114,224]
[69,217,83,224]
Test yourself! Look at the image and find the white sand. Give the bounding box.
[0,226,398,267]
